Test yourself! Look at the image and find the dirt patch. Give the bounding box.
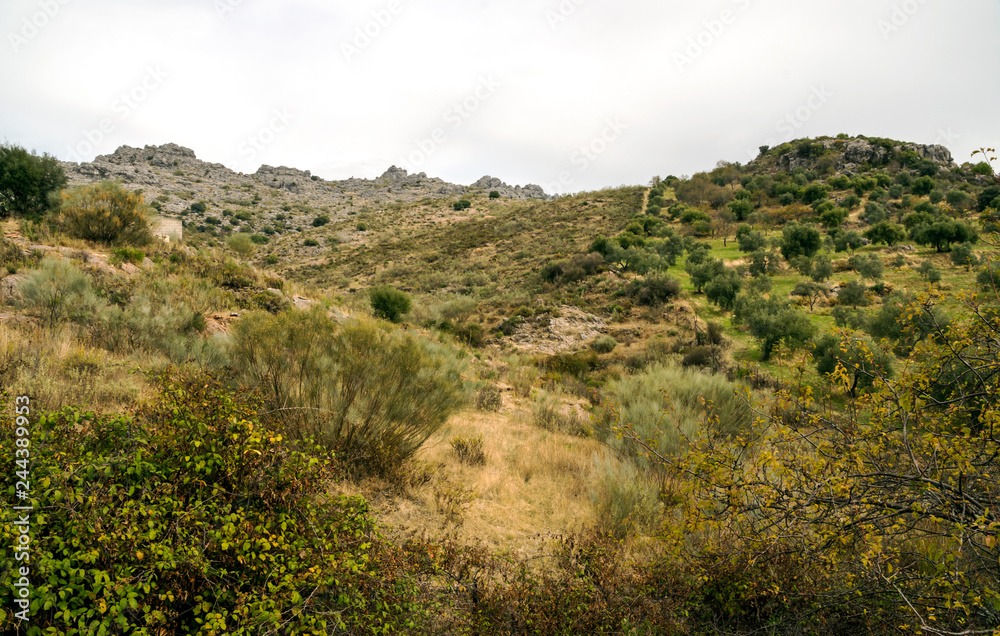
[509,305,606,355]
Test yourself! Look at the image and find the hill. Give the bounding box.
[1,134,998,634]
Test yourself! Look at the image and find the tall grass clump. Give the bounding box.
[598,363,751,462]
[589,453,663,538]
[231,308,467,477]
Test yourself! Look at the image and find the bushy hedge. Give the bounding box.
[0,373,425,634]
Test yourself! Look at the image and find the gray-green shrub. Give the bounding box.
[231,309,466,476]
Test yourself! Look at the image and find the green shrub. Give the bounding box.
[489,190,500,199]
[312,214,330,227]
[451,434,487,465]
[226,232,254,257]
[0,373,425,633]
[598,363,750,462]
[303,238,319,247]
[55,181,153,245]
[356,222,368,231]
[264,254,279,265]
[624,273,681,306]
[591,335,618,354]
[250,233,269,244]
[231,310,466,477]
[109,247,145,266]
[453,199,472,211]
[369,284,412,322]
[918,260,942,284]
[16,258,103,328]
[0,143,67,218]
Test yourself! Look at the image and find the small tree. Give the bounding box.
[780,222,822,260]
[911,219,977,252]
[812,332,894,396]
[810,255,834,282]
[369,284,412,322]
[489,190,500,199]
[0,143,66,218]
[838,280,869,307]
[791,280,825,311]
[732,292,814,361]
[55,181,153,245]
[705,269,743,311]
[917,260,942,284]
[950,242,978,270]
[864,221,905,246]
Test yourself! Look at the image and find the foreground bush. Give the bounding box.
[231,309,466,476]
[0,372,425,633]
[54,181,153,246]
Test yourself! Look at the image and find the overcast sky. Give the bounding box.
[2,0,999,194]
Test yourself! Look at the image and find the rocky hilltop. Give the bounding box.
[59,144,550,239]
[760,136,956,174]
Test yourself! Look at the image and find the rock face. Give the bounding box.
[58,144,550,240]
[471,175,550,200]
[772,137,956,174]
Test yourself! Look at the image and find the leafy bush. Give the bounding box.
[918,260,942,284]
[55,181,153,245]
[489,190,500,199]
[0,143,66,218]
[838,280,869,307]
[0,373,425,633]
[624,273,681,306]
[369,284,412,322]
[312,214,330,227]
[591,335,618,354]
[303,238,319,247]
[453,199,472,211]
[231,309,466,477]
[950,242,978,269]
[732,292,815,360]
[812,332,893,396]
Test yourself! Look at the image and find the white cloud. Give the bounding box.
[1,0,998,192]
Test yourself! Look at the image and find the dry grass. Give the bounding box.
[339,396,608,558]
[0,321,156,414]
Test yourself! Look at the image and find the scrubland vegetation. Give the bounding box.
[0,138,998,634]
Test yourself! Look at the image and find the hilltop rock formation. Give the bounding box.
[471,175,548,200]
[772,137,955,173]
